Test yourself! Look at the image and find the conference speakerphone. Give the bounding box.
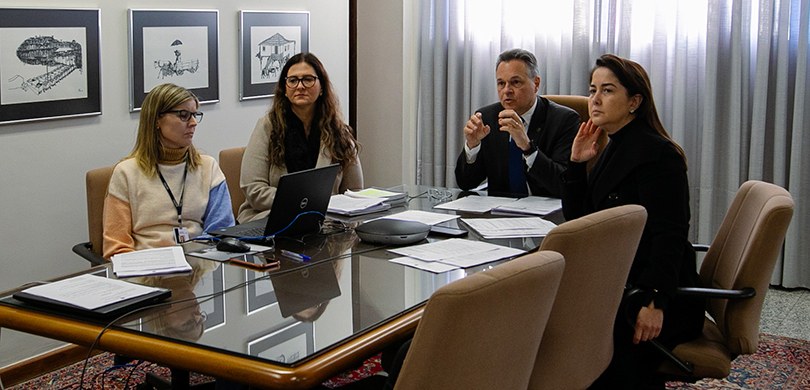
[355,219,431,245]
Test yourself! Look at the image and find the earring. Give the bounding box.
[629,109,635,114]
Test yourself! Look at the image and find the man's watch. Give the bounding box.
[522,140,537,156]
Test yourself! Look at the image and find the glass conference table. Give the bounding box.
[0,186,561,389]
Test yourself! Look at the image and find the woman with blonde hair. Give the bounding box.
[103,83,234,258]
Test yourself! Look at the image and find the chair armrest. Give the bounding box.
[675,286,756,299]
[72,242,106,266]
[692,243,710,252]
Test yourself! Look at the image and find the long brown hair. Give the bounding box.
[129,83,202,176]
[266,52,359,167]
[592,54,687,164]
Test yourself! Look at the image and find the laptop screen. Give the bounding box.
[213,164,340,239]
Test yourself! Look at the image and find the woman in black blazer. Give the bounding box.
[562,54,705,389]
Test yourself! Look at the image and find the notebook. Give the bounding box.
[213,164,340,239]
[270,261,342,318]
[11,274,172,320]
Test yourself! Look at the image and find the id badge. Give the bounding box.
[173,227,190,244]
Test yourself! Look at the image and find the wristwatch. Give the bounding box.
[522,140,537,156]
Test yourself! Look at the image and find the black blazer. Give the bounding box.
[454,96,580,197]
[561,119,702,327]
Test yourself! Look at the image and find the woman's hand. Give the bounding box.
[633,302,664,344]
[570,119,603,162]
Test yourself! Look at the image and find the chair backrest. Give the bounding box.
[529,204,647,390]
[699,180,794,355]
[544,94,590,122]
[218,147,246,219]
[393,251,565,390]
[86,165,115,258]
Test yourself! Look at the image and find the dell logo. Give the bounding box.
[299,197,309,209]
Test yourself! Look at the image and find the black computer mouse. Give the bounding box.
[216,237,251,253]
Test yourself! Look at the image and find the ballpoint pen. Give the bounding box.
[280,249,311,262]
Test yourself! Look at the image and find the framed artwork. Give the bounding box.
[197,263,225,332]
[247,321,314,364]
[0,8,101,125]
[246,269,277,314]
[238,10,310,100]
[128,9,219,112]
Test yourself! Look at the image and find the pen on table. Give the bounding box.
[281,249,311,262]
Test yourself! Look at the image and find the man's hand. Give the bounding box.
[464,112,490,149]
[497,109,530,150]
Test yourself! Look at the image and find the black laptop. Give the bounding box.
[213,164,340,239]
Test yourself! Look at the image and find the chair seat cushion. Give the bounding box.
[658,317,732,379]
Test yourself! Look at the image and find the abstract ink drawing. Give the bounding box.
[154,39,200,79]
[8,35,82,95]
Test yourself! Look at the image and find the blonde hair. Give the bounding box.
[129,83,202,176]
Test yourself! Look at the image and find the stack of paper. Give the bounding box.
[328,194,391,216]
[345,188,407,207]
[112,246,192,277]
[460,217,558,239]
[491,196,562,216]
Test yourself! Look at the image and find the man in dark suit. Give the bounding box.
[454,49,580,197]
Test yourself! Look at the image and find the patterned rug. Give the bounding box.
[10,334,808,389]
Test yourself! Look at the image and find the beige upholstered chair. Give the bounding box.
[391,251,566,390]
[649,180,794,381]
[218,147,246,220]
[72,165,114,265]
[544,94,589,122]
[528,204,648,390]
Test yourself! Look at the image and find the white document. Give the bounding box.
[491,196,562,216]
[433,195,517,213]
[19,274,165,310]
[389,238,517,261]
[377,210,459,225]
[112,246,191,277]
[388,238,526,269]
[389,256,460,273]
[439,246,526,268]
[461,217,558,239]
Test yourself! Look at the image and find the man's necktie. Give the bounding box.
[508,118,529,196]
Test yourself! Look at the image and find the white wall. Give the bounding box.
[0,0,349,291]
[355,0,418,188]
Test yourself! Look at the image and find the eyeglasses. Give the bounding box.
[285,75,319,89]
[162,110,203,123]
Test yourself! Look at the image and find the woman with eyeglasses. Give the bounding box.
[238,52,363,223]
[103,83,235,259]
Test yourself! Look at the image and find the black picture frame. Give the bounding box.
[238,10,310,101]
[0,8,101,125]
[198,263,225,331]
[128,9,219,112]
[247,321,314,364]
[246,269,277,314]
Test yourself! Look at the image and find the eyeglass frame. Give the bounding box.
[161,109,204,123]
[285,75,319,89]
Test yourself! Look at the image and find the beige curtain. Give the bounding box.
[414,0,810,288]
